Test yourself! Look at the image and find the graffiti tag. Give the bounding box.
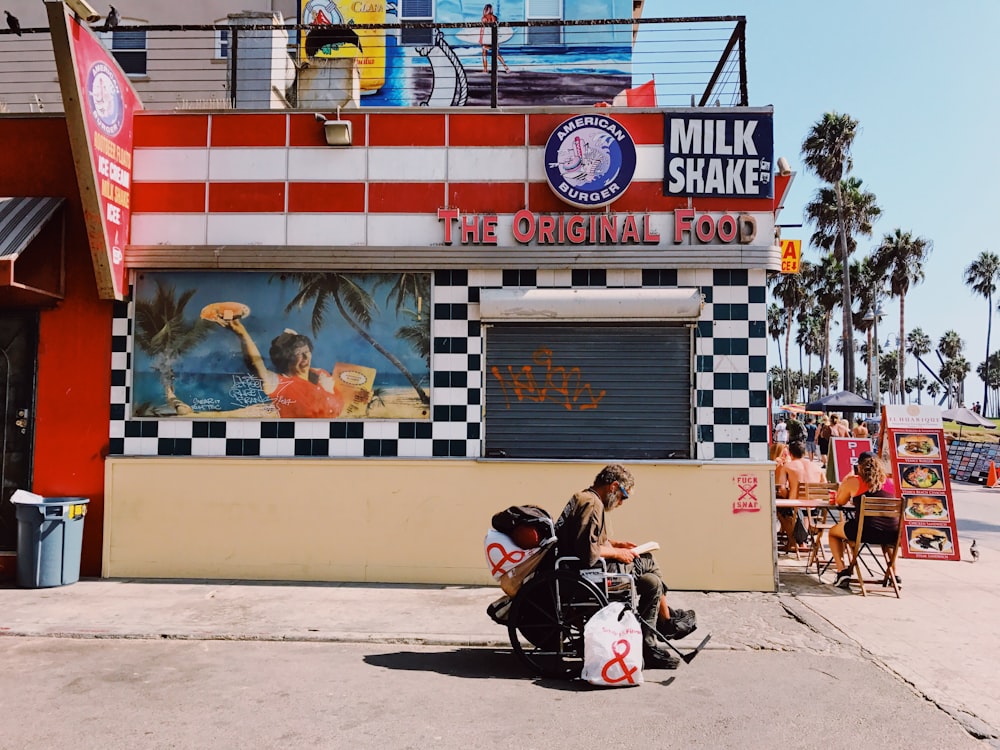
[490,348,606,411]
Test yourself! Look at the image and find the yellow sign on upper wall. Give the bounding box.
[780,239,801,274]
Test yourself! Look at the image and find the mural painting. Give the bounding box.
[299,0,633,107]
[132,271,431,420]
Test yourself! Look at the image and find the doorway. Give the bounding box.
[0,312,38,551]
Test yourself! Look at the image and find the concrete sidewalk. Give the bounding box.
[0,484,996,745]
[780,483,1000,742]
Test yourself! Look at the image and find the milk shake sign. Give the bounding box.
[664,113,774,199]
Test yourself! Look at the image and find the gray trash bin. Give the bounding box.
[12,496,90,588]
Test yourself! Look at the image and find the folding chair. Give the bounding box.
[844,496,905,597]
[801,482,839,576]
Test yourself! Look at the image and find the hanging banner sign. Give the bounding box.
[663,112,774,199]
[881,404,961,561]
[46,0,142,301]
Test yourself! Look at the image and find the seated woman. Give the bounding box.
[775,441,822,551]
[826,451,898,589]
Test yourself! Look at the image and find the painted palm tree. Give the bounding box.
[873,229,932,402]
[964,251,1000,416]
[906,328,932,405]
[768,268,809,403]
[801,112,865,391]
[281,272,431,405]
[134,279,209,414]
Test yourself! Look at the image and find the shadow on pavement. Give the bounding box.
[363,648,680,690]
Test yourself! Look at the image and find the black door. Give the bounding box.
[0,313,37,551]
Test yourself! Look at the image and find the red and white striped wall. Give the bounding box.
[130,111,783,251]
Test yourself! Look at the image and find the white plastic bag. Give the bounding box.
[484,528,534,580]
[581,602,644,687]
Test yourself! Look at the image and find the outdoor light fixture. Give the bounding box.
[63,0,100,22]
[314,110,352,147]
[777,156,791,176]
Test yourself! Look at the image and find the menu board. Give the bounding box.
[882,405,961,561]
[947,439,1000,483]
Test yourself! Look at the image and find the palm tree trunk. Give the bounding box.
[784,311,793,403]
[332,294,431,405]
[835,180,855,391]
[899,297,906,403]
[866,327,873,399]
[823,313,831,394]
[985,293,993,418]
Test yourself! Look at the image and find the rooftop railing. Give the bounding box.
[0,16,747,114]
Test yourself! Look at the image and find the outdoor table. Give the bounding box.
[775,498,844,576]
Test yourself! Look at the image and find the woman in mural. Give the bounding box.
[480,4,509,73]
[221,318,345,419]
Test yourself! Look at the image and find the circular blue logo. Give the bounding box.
[86,62,124,137]
[543,116,637,209]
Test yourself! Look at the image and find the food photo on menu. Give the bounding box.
[895,433,941,458]
[907,526,954,554]
[904,495,950,522]
[899,463,946,491]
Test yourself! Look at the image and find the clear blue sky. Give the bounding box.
[643,0,1000,407]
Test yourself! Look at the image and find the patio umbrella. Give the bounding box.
[805,390,878,413]
[941,407,996,437]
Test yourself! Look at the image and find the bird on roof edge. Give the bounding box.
[101,5,119,32]
[5,10,22,36]
[970,539,979,562]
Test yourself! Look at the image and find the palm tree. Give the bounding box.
[804,254,842,395]
[767,303,784,372]
[977,352,1000,413]
[281,272,431,405]
[873,229,932,402]
[879,349,899,403]
[768,270,809,403]
[134,280,210,415]
[906,328,932,404]
[942,357,971,407]
[801,112,864,391]
[964,251,1000,416]
[938,330,966,407]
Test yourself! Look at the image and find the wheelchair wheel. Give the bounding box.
[507,569,608,678]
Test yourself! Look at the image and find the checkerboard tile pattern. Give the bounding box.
[109,269,769,461]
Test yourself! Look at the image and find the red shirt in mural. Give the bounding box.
[270,371,344,418]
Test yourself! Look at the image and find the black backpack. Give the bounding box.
[491,505,553,548]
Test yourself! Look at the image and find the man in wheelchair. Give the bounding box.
[554,464,698,670]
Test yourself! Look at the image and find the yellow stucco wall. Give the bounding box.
[103,458,777,591]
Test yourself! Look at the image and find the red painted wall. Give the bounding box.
[1,117,113,576]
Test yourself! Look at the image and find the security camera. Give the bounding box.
[314,112,327,123]
[64,0,101,23]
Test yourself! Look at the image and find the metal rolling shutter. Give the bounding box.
[484,324,692,459]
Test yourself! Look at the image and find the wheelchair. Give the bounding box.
[488,525,710,679]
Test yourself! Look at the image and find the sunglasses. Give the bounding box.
[618,482,630,499]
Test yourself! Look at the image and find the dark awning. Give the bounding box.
[0,196,66,307]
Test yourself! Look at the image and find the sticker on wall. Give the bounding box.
[732,474,761,513]
[544,115,637,209]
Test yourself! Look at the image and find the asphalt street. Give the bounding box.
[0,639,984,750]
